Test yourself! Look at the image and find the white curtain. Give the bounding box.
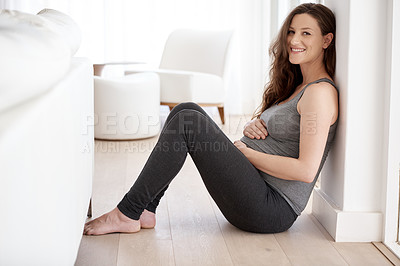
[0,0,318,115]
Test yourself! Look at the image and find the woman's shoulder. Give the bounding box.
[298,80,338,115]
[302,80,337,100]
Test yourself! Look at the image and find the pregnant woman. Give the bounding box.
[84,3,338,235]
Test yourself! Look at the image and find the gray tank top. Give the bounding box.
[241,78,338,215]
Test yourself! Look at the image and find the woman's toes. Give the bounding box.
[83,224,92,235]
[84,220,93,227]
[82,207,141,236]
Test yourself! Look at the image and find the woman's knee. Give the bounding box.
[170,102,202,114]
[163,102,217,134]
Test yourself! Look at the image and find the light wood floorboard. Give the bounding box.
[167,157,234,266]
[117,237,175,266]
[75,234,120,266]
[274,214,348,266]
[373,242,400,266]
[211,200,291,265]
[75,111,394,266]
[332,242,393,266]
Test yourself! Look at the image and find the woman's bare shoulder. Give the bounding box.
[302,81,337,102]
[298,81,338,120]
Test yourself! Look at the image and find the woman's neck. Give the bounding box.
[299,59,330,85]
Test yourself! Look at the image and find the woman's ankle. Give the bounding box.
[140,209,156,229]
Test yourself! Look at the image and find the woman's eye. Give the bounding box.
[288,30,295,35]
[303,32,311,35]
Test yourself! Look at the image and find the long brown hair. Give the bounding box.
[254,3,336,118]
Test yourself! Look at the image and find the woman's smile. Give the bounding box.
[290,47,306,53]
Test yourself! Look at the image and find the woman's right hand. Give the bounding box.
[243,119,268,139]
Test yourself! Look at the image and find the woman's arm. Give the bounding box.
[234,83,338,183]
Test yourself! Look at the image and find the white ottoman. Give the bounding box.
[94,73,160,140]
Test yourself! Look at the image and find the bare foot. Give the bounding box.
[84,207,140,235]
[139,209,156,229]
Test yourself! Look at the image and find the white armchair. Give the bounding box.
[127,29,233,124]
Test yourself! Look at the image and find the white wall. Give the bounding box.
[382,0,400,256]
[313,0,390,242]
[317,0,350,210]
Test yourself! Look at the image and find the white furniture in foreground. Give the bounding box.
[0,9,93,265]
[94,73,161,140]
[0,58,93,266]
[126,29,233,124]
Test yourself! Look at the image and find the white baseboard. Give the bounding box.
[312,188,383,242]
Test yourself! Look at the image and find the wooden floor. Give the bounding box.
[75,110,394,266]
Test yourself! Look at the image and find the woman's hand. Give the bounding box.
[234,140,249,156]
[243,119,268,139]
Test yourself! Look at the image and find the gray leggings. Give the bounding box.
[117,102,297,233]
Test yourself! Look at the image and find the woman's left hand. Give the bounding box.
[234,140,249,155]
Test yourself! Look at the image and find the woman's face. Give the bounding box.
[286,13,332,66]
